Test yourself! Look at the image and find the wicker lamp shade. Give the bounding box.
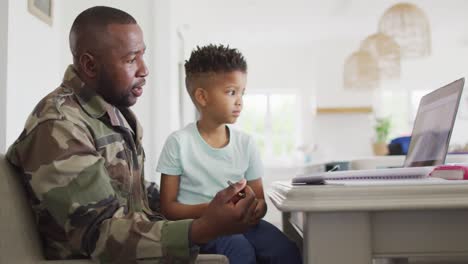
[361,33,401,80]
[378,3,431,58]
[343,50,379,89]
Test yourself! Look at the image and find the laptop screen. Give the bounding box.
[404,78,465,167]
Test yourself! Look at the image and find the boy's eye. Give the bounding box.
[227,90,235,96]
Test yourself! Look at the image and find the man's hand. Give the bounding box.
[190,179,258,244]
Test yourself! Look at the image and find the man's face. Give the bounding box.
[95,23,148,108]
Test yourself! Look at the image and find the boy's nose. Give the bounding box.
[236,96,243,105]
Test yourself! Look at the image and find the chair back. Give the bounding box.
[0,154,45,263]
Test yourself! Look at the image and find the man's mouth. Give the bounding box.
[131,80,145,97]
[131,86,143,97]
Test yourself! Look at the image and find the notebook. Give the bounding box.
[293,77,465,185]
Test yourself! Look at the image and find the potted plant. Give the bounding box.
[373,117,391,155]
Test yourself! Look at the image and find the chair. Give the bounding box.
[0,154,228,264]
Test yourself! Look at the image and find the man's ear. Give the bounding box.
[79,52,98,78]
[194,88,208,107]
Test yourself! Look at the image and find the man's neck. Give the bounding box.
[73,65,98,90]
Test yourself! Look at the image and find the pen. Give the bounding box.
[327,165,340,172]
[227,180,246,198]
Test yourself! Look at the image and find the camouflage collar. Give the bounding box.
[61,65,109,119]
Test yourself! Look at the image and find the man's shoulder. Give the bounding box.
[6,87,91,167]
[23,86,88,135]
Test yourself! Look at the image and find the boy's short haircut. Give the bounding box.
[184,44,247,106]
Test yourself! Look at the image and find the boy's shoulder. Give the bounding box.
[229,126,254,145]
[167,122,197,142]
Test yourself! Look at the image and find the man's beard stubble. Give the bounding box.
[97,68,133,108]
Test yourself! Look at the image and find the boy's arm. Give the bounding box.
[160,174,209,220]
[247,178,268,221]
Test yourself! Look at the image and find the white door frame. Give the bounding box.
[0,0,9,153]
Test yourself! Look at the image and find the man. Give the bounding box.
[6,6,258,263]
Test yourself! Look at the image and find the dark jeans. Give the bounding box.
[200,220,302,264]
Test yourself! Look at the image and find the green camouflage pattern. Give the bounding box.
[6,65,198,263]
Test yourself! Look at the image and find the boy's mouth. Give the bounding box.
[232,110,241,117]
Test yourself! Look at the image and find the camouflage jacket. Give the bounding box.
[6,65,198,263]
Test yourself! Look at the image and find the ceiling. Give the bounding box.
[173,0,468,45]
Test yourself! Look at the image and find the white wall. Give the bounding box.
[150,0,181,183]
[311,37,377,159]
[6,0,61,146]
[0,0,8,153]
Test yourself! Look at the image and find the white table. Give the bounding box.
[268,181,468,264]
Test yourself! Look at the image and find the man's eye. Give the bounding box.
[128,58,136,64]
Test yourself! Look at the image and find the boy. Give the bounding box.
[156,44,301,264]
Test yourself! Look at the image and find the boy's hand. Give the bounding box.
[190,179,258,244]
[227,180,246,204]
[249,198,267,225]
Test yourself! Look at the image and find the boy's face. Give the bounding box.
[198,70,247,124]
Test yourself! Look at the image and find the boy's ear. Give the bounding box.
[194,88,208,107]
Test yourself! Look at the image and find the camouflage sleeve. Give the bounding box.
[7,119,197,263]
[146,181,161,213]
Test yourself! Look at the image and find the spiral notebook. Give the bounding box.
[293,78,465,185]
[292,167,437,185]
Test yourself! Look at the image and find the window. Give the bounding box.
[410,90,429,120]
[236,92,301,166]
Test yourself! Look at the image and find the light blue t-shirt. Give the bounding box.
[156,122,263,204]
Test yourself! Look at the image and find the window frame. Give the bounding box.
[236,90,302,167]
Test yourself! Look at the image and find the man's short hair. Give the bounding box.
[69,6,137,61]
[184,44,247,104]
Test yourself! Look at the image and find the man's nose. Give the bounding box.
[137,59,149,77]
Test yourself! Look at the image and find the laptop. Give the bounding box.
[293,77,465,184]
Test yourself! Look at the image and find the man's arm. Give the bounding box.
[160,174,208,220]
[7,119,196,262]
